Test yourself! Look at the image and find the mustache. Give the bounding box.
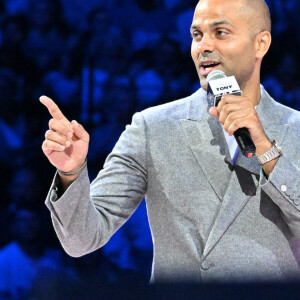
[197,54,221,62]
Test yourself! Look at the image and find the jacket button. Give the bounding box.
[294,199,300,206]
[201,261,211,270]
[281,185,287,192]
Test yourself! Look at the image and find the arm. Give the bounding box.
[259,125,300,238]
[209,94,279,176]
[209,95,300,237]
[43,108,147,257]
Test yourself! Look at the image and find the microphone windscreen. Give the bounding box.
[207,70,226,82]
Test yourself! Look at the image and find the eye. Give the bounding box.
[216,29,229,36]
[191,30,202,40]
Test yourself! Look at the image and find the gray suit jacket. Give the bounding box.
[46,86,300,282]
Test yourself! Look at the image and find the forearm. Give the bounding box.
[45,112,148,257]
[260,155,300,237]
[47,158,147,257]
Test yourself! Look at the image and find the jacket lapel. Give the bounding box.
[180,89,233,201]
[257,87,289,147]
[202,86,289,259]
[202,166,259,258]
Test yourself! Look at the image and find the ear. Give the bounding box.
[255,31,272,59]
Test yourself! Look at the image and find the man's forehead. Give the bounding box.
[192,0,246,26]
[190,20,235,31]
[196,0,244,9]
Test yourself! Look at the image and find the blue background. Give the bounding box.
[0,0,299,299]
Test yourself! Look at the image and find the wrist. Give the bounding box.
[57,160,87,192]
[254,139,272,157]
[256,140,283,166]
[57,159,87,177]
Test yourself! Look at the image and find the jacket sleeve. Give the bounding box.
[45,112,148,257]
[260,123,300,238]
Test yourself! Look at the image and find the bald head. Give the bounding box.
[244,0,271,36]
[198,0,271,38]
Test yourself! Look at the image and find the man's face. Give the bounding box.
[191,0,257,91]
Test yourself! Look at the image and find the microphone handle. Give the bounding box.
[233,128,256,158]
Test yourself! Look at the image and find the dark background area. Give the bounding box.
[0,0,299,299]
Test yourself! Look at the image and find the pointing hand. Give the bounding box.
[40,96,89,174]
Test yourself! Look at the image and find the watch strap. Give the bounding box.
[256,140,283,165]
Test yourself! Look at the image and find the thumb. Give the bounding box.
[71,120,89,143]
[209,106,219,119]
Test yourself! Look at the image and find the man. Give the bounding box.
[41,0,300,282]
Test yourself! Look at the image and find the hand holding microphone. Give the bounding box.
[207,70,267,158]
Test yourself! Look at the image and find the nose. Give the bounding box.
[197,34,214,53]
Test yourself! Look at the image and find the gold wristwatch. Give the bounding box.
[256,140,283,165]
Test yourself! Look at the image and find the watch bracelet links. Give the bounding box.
[256,140,282,165]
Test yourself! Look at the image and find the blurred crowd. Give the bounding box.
[0,0,299,298]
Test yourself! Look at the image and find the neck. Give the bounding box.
[242,84,261,106]
[239,72,262,106]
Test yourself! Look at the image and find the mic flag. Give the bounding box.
[207,70,256,158]
[207,70,241,107]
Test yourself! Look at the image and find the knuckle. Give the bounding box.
[48,118,54,128]
[223,123,229,132]
[227,112,234,123]
[222,104,230,113]
[221,95,229,102]
[230,121,238,131]
[219,109,225,119]
[232,119,239,127]
[218,114,225,125]
[45,130,51,139]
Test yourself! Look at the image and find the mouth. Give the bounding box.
[199,61,221,76]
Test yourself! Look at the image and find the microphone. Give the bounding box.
[207,70,256,158]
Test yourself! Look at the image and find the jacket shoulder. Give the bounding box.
[261,86,300,126]
[140,89,205,123]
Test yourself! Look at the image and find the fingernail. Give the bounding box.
[68,131,73,138]
[72,120,78,125]
[65,141,71,147]
[60,145,65,150]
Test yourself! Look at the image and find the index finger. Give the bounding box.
[40,95,71,127]
[218,95,253,112]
